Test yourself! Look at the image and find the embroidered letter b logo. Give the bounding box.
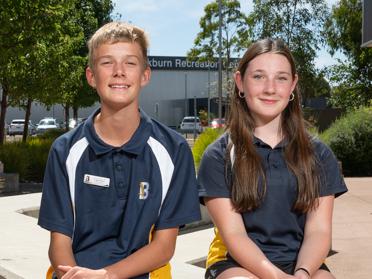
[139,182,149,200]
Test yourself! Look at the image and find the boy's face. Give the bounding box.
[86,41,150,110]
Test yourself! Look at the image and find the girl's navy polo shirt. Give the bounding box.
[38,108,201,274]
[198,132,347,263]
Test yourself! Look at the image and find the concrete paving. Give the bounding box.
[0,177,371,278]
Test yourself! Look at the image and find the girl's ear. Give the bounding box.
[234,71,244,93]
[291,74,299,93]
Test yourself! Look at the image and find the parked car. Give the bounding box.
[179,116,203,133]
[36,117,59,134]
[211,118,225,129]
[8,119,36,136]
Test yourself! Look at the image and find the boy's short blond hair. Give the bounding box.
[87,22,149,70]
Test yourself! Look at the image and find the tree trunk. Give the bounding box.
[64,103,70,132]
[0,83,8,145]
[22,98,32,143]
[73,106,78,121]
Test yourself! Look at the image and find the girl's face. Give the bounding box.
[235,52,298,126]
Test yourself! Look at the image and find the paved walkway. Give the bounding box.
[0,177,371,278]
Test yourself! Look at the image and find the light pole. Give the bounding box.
[207,68,211,126]
[184,73,188,116]
[217,0,223,121]
[193,96,197,140]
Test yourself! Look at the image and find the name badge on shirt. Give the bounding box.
[84,174,110,188]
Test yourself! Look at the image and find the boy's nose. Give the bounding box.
[113,63,126,77]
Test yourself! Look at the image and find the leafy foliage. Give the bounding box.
[0,135,58,182]
[248,0,330,102]
[324,0,372,110]
[188,0,248,99]
[0,0,85,142]
[192,128,223,170]
[320,107,372,176]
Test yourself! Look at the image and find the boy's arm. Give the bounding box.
[58,227,178,279]
[49,232,76,279]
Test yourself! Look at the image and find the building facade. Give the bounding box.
[4,56,238,127]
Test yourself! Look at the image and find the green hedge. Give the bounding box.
[320,107,372,176]
[192,128,223,170]
[0,131,64,182]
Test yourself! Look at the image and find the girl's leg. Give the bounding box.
[217,267,259,279]
[312,269,336,279]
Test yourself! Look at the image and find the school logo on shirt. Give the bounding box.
[139,182,149,200]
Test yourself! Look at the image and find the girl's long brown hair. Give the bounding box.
[227,38,320,213]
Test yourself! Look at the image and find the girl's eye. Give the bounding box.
[253,75,263,80]
[278,76,288,80]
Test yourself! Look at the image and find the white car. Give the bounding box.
[36,118,59,134]
[179,116,202,134]
[8,119,36,136]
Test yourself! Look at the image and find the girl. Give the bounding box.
[198,38,347,279]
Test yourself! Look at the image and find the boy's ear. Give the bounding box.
[140,66,151,87]
[86,67,96,88]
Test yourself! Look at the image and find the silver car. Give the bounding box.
[36,118,59,134]
[180,116,202,134]
[8,119,36,136]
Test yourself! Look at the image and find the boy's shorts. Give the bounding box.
[205,258,330,279]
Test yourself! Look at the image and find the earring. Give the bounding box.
[238,91,245,98]
[289,92,295,101]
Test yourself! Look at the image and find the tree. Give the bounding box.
[188,0,248,101]
[0,0,84,143]
[247,0,331,104]
[324,0,372,110]
[68,0,114,126]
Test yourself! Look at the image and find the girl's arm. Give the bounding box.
[294,195,334,277]
[205,197,294,279]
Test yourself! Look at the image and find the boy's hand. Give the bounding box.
[59,265,115,279]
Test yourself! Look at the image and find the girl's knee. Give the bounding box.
[312,269,335,279]
[217,267,259,279]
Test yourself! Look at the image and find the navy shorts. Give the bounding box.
[205,258,330,279]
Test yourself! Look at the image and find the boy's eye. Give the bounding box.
[101,61,112,65]
[126,60,137,66]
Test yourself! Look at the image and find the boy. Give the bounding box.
[38,22,201,279]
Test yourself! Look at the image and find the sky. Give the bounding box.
[112,0,343,69]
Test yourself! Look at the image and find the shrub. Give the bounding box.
[320,107,372,176]
[0,142,29,179]
[192,128,223,170]
[0,132,62,182]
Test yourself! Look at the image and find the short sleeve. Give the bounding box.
[155,142,201,229]
[197,134,231,200]
[38,140,74,237]
[315,140,348,197]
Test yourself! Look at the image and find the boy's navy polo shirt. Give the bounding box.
[38,108,201,273]
[198,132,347,263]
